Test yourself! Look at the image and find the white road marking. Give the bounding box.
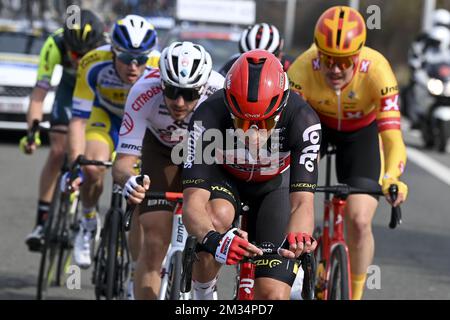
[406,147,450,186]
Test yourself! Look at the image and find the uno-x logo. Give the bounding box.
[360,60,371,73]
[312,58,320,71]
[381,94,399,112]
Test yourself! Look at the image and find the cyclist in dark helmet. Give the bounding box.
[23,10,106,252]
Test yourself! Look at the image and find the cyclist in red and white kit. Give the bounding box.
[112,41,224,300]
[182,50,320,299]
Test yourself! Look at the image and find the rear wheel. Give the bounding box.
[327,244,351,300]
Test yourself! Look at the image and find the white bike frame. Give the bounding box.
[158,201,190,300]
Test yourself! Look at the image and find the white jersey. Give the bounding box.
[117,69,224,156]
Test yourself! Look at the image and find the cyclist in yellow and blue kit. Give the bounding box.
[66,15,160,268]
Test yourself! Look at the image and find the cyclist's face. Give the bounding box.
[114,58,147,84]
[320,55,356,90]
[164,95,199,121]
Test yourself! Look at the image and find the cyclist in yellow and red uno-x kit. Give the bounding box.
[288,6,408,300]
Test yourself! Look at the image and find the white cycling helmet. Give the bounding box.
[159,41,212,88]
[428,26,450,49]
[432,9,450,28]
[111,14,158,54]
[239,23,282,55]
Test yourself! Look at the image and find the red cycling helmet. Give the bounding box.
[224,49,289,125]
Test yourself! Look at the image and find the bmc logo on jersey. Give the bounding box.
[299,123,321,173]
[381,94,400,112]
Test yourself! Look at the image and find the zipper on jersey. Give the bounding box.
[336,90,342,131]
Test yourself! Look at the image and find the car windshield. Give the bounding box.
[164,34,239,71]
[0,32,46,55]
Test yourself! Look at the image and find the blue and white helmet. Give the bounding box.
[111,15,158,54]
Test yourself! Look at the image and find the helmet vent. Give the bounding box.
[247,58,265,102]
[264,95,279,115]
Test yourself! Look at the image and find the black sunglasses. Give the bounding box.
[114,50,149,66]
[163,84,201,101]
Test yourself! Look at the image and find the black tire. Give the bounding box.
[421,122,435,149]
[105,209,120,300]
[327,243,351,300]
[36,177,63,300]
[301,253,316,300]
[92,231,107,299]
[167,251,183,300]
[437,120,449,153]
[55,192,80,287]
[54,194,71,287]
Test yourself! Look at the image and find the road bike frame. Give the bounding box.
[314,147,402,300]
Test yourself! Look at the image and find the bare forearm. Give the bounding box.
[68,118,87,163]
[183,189,215,240]
[26,87,47,127]
[288,192,315,235]
[112,154,139,187]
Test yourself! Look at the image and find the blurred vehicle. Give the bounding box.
[0,19,61,130]
[160,24,242,71]
[412,61,450,152]
[146,16,176,49]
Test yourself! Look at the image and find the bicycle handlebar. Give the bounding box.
[123,175,184,231]
[315,183,402,229]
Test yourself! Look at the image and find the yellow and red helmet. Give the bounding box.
[314,6,366,57]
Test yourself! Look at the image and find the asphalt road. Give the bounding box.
[0,125,449,300]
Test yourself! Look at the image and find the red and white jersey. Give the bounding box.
[117,69,224,156]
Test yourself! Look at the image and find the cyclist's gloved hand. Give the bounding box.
[278,232,316,259]
[382,177,408,207]
[122,175,150,204]
[60,169,84,193]
[201,228,263,265]
[19,132,41,154]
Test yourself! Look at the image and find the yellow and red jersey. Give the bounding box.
[288,44,407,181]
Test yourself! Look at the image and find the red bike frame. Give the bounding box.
[315,196,352,300]
[315,148,352,300]
[236,211,256,300]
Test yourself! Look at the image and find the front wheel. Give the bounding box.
[327,243,351,300]
[167,251,183,300]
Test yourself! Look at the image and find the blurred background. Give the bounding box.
[1,0,449,83]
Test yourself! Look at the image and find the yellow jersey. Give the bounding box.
[288,45,406,181]
[72,44,160,119]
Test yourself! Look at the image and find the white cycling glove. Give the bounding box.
[123,175,149,199]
